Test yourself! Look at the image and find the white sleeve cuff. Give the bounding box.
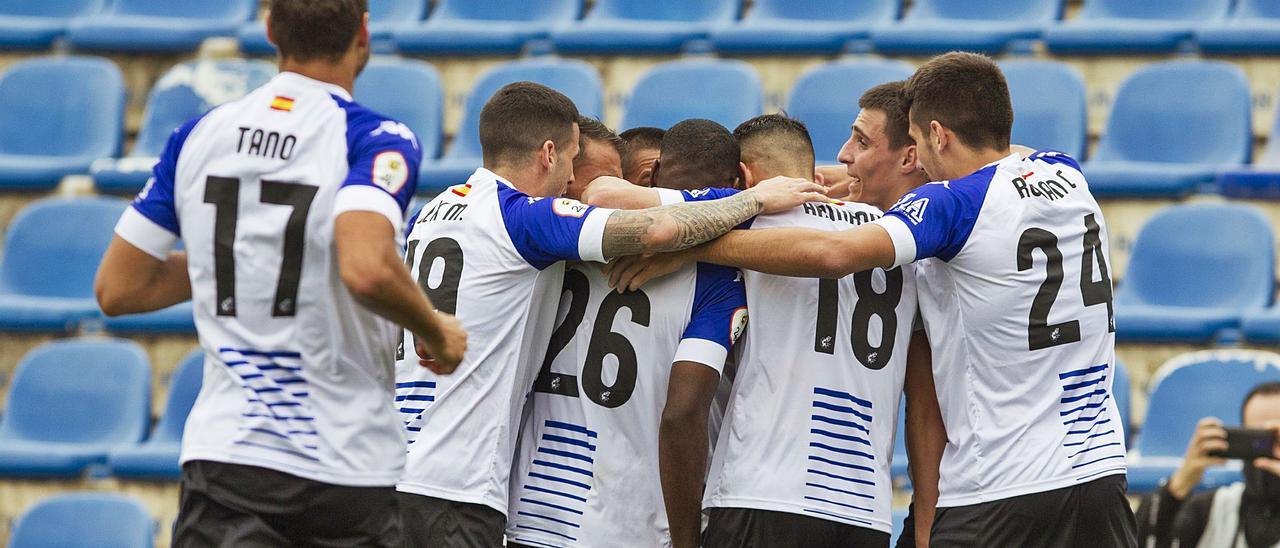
[115,206,178,260]
[672,338,729,373]
[656,188,685,205]
[335,185,404,234]
[872,215,917,268]
[577,207,615,263]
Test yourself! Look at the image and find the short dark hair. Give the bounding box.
[268,0,367,62]
[479,82,580,166]
[733,114,815,178]
[578,116,625,157]
[656,119,739,190]
[859,81,913,150]
[620,127,665,178]
[1242,381,1280,421]
[903,52,1013,151]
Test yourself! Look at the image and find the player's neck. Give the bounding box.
[488,164,552,197]
[278,58,356,96]
[942,146,1012,180]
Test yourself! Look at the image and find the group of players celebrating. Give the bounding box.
[93,1,1139,546]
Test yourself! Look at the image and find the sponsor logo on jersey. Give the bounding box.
[552,198,590,218]
[137,177,155,202]
[687,189,711,198]
[450,183,471,197]
[898,197,930,225]
[729,306,749,343]
[371,120,420,150]
[372,151,409,194]
[269,95,295,112]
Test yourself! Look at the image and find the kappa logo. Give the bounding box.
[137,177,156,201]
[687,189,711,198]
[898,197,930,225]
[729,307,749,343]
[552,198,589,218]
[371,120,419,150]
[527,196,545,205]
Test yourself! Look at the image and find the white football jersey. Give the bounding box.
[396,168,615,514]
[874,150,1125,507]
[700,199,918,534]
[505,261,747,548]
[114,72,422,486]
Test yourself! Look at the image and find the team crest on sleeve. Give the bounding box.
[552,197,590,218]
[371,120,420,150]
[729,307,749,343]
[372,151,409,194]
[898,197,930,225]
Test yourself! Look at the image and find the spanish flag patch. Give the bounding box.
[450,183,472,197]
[270,96,295,112]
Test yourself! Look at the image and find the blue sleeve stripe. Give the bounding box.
[132,111,208,236]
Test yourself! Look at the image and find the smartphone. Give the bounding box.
[1208,428,1277,460]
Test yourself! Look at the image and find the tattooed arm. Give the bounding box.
[599,177,826,259]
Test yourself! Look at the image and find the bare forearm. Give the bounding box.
[904,331,943,547]
[348,258,441,338]
[335,212,441,340]
[602,191,762,258]
[660,417,709,548]
[96,238,192,316]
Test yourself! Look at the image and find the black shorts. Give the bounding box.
[397,492,505,548]
[173,460,401,548]
[931,474,1138,548]
[703,507,890,548]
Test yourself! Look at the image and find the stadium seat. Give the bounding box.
[241,0,428,55]
[622,59,761,132]
[891,396,908,484]
[0,339,151,478]
[1127,350,1280,492]
[420,58,602,193]
[787,60,914,164]
[65,0,255,53]
[0,0,104,50]
[0,197,127,332]
[1043,0,1232,55]
[0,56,124,190]
[93,59,274,194]
[10,492,154,548]
[1114,360,1131,441]
[1001,60,1087,160]
[1115,203,1273,343]
[1196,0,1280,55]
[394,0,580,56]
[870,0,1062,55]
[109,350,203,480]
[709,0,899,55]
[1217,85,1280,199]
[551,0,741,55]
[1083,61,1251,198]
[890,507,909,547]
[354,57,443,163]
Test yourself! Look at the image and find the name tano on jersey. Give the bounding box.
[801,201,881,225]
[1012,169,1079,202]
[236,126,297,160]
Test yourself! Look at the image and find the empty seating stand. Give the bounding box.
[1002,60,1087,159]
[1084,60,1251,198]
[1197,0,1280,55]
[109,350,203,480]
[786,60,914,164]
[10,492,154,548]
[0,56,125,191]
[65,0,255,53]
[1044,0,1232,54]
[1217,83,1280,200]
[871,0,1062,55]
[710,0,899,56]
[622,59,761,132]
[552,0,741,55]
[354,57,444,164]
[419,58,602,193]
[0,0,104,50]
[1115,203,1273,344]
[0,339,151,478]
[395,0,581,56]
[242,0,428,55]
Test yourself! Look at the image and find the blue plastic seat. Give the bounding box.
[11,492,153,548]
[552,0,741,55]
[1114,360,1131,443]
[787,60,914,164]
[420,58,602,193]
[0,197,127,332]
[870,0,1062,55]
[1243,309,1280,344]
[891,396,908,485]
[1217,86,1280,200]
[710,0,898,55]
[1002,60,1087,159]
[0,56,124,190]
[622,59,761,132]
[354,57,443,163]
[1044,0,1231,55]
[1126,351,1280,493]
[1197,0,1280,55]
[0,0,105,50]
[65,0,255,53]
[241,0,427,55]
[394,0,580,56]
[1083,61,1251,198]
[109,350,203,480]
[0,339,151,478]
[93,59,274,194]
[1114,203,1273,343]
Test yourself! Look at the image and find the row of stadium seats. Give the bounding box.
[2,0,1277,56]
[7,493,154,548]
[4,53,1279,198]
[0,339,201,481]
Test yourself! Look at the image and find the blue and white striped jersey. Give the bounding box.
[872,150,1125,507]
[114,72,421,486]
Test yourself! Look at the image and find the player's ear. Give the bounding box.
[541,140,556,171]
[358,12,370,49]
[900,144,918,174]
[649,159,661,187]
[814,169,826,187]
[738,162,752,189]
[929,121,946,151]
[264,10,277,47]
